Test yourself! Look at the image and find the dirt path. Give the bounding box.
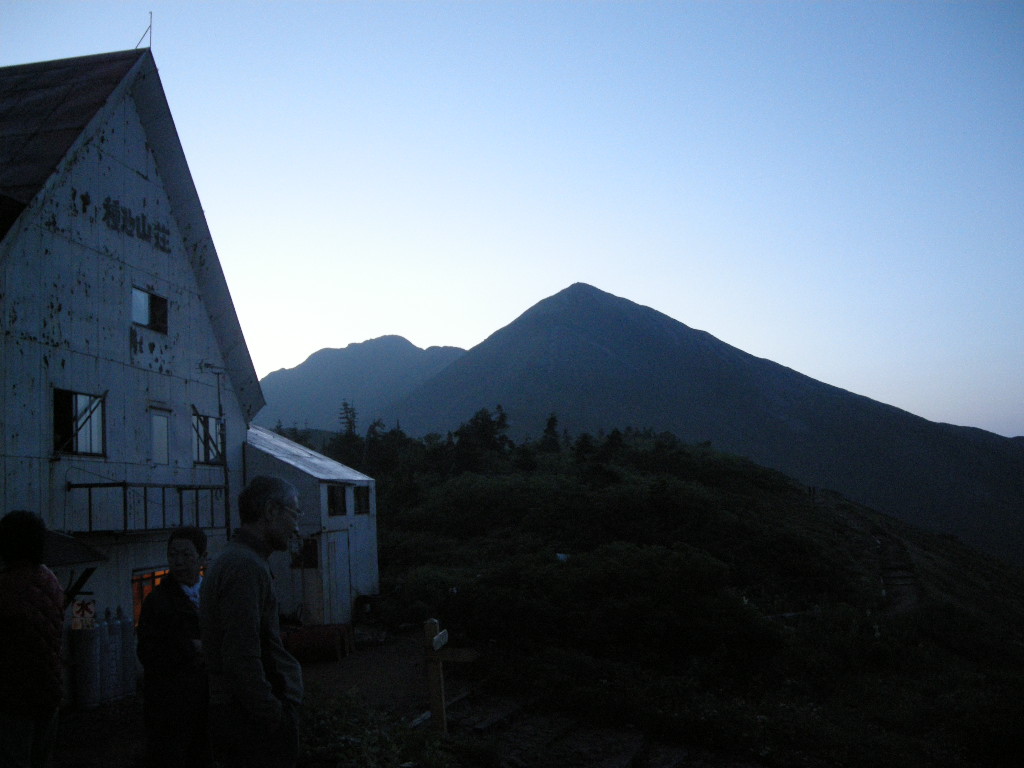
[816,491,922,615]
[303,628,431,718]
[876,530,922,614]
[52,694,144,768]
[51,629,433,768]
[51,629,739,768]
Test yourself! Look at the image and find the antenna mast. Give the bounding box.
[136,12,153,49]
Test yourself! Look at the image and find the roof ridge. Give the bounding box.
[0,48,145,75]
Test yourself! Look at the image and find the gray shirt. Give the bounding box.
[200,528,303,727]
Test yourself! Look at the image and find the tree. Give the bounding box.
[453,406,514,473]
[539,413,561,453]
[339,400,358,436]
[326,400,363,469]
[572,432,596,462]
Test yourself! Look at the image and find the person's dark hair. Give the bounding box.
[0,510,47,565]
[168,525,207,556]
[237,476,297,524]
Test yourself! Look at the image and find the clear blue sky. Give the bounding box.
[4,1,1022,437]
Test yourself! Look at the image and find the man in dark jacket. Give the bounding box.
[137,526,211,768]
[0,510,65,768]
[201,476,304,768]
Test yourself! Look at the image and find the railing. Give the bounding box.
[65,481,228,533]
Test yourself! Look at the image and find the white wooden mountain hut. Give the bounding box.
[0,50,378,701]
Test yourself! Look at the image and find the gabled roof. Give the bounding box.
[247,426,373,484]
[0,49,144,232]
[0,50,265,421]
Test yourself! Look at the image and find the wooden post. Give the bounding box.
[424,618,448,735]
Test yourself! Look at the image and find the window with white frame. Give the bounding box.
[132,287,168,334]
[151,409,170,464]
[53,388,105,455]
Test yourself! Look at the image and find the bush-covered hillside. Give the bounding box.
[285,408,1024,767]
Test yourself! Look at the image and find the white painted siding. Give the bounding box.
[1,68,245,619]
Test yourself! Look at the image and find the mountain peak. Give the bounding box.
[528,282,620,311]
[257,284,1024,565]
[516,282,660,329]
[560,281,607,297]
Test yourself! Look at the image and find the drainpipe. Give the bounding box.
[201,363,231,533]
[215,369,231,533]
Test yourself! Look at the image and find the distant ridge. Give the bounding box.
[254,335,464,431]
[258,284,1024,564]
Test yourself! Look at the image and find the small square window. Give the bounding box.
[327,484,347,517]
[354,486,370,515]
[290,538,319,569]
[132,288,168,334]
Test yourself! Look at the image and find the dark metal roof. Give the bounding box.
[0,49,144,235]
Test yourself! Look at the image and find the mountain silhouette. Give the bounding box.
[259,283,1024,563]
[255,335,464,432]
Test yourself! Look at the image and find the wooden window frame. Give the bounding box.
[53,388,106,456]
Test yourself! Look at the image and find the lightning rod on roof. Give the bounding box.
[136,11,153,49]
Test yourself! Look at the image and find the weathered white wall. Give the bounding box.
[0,81,246,618]
[346,485,380,603]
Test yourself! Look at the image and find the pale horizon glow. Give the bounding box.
[3,1,1022,437]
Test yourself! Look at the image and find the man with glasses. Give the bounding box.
[200,476,304,768]
[137,525,211,768]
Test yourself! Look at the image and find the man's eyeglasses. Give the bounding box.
[277,502,301,519]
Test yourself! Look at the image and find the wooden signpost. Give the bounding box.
[424,618,449,735]
[423,618,481,736]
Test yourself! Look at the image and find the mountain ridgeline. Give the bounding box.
[258,334,464,432]
[256,283,1024,564]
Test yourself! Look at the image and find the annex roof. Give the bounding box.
[247,426,373,484]
[0,49,265,420]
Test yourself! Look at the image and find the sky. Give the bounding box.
[3,1,1022,437]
